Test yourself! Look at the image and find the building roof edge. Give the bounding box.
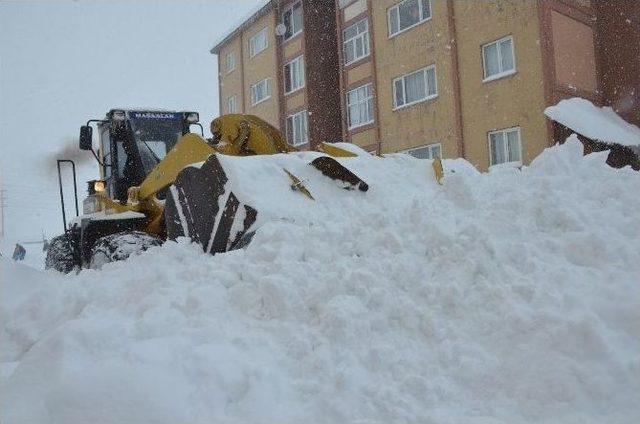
[210,0,276,55]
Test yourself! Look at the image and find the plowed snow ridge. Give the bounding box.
[2,137,639,424]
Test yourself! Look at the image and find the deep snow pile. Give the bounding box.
[545,97,640,147]
[2,137,639,424]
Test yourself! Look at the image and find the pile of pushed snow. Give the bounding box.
[2,137,639,423]
[545,97,640,147]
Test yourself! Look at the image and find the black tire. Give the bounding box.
[45,234,77,274]
[89,231,162,269]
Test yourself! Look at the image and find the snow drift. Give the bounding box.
[2,137,639,423]
[544,97,640,147]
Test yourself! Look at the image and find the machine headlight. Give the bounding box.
[186,112,199,123]
[94,180,106,193]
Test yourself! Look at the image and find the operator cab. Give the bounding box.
[79,109,201,203]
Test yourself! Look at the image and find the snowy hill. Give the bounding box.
[2,137,639,423]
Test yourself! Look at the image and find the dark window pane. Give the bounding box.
[399,0,419,30]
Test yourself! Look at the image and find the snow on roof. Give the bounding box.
[209,0,273,54]
[544,97,640,147]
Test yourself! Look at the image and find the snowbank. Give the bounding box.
[2,138,639,423]
[544,97,640,147]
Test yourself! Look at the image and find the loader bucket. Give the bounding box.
[164,154,257,254]
[165,151,370,255]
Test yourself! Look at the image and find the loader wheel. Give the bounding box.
[89,231,162,270]
[45,234,77,274]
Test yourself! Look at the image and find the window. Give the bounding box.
[250,78,271,106]
[249,28,268,57]
[283,1,303,40]
[406,143,441,159]
[393,65,437,109]
[388,0,431,37]
[488,127,521,166]
[227,95,237,113]
[286,110,308,146]
[347,83,374,129]
[482,36,515,81]
[225,52,236,73]
[284,55,305,94]
[343,18,370,65]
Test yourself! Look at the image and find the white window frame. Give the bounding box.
[286,110,309,146]
[482,35,516,82]
[249,27,269,58]
[284,55,305,94]
[282,1,303,41]
[388,0,432,38]
[392,65,438,110]
[404,143,442,159]
[250,78,271,106]
[346,83,374,130]
[488,126,522,166]
[226,95,237,113]
[343,18,370,66]
[225,51,236,73]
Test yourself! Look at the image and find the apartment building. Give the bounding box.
[335,0,639,169]
[210,0,342,150]
[212,0,639,170]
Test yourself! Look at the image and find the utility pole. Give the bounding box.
[0,189,5,239]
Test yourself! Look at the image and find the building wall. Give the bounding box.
[594,0,640,126]
[279,0,308,147]
[214,1,341,149]
[551,10,598,93]
[337,0,555,168]
[304,0,342,147]
[336,0,380,152]
[455,0,548,169]
[215,0,638,168]
[370,0,459,157]
[218,36,244,114]
[242,9,280,128]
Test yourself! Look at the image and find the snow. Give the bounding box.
[544,97,640,147]
[208,149,452,235]
[0,238,47,271]
[2,137,640,423]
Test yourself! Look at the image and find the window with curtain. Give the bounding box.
[347,83,374,129]
[388,0,431,37]
[286,110,308,146]
[343,18,370,65]
[406,143,441,159]
[226,95,237,113]
[225,52,236,73]
[393,65,437,109]
[489,127,521,165]
[482,36,515,80]
[249,28,268,57]
[284,55,305,93]
[250,78,271,106]
[283,1,303,40]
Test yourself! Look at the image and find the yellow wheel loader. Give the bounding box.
[46,109,369,273]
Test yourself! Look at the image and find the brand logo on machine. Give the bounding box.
[131,112,180,120]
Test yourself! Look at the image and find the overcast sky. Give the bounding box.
[0,0,264,247]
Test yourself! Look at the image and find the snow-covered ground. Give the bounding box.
[1,137,639,423]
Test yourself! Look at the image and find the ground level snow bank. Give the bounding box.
[2,138,639,424]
